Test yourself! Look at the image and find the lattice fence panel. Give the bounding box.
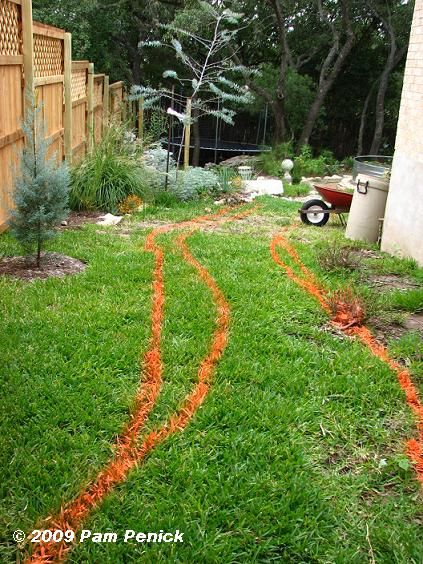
[33,34,63,77]
[71,69,86,102]
[0,0,22,56]
[94,79,103,107]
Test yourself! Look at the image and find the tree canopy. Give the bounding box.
[33,0,415,156]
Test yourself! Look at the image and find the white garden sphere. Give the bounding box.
[281,159,294,172]
[281,159,294,186]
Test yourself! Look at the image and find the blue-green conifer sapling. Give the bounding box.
[10,98,70,268]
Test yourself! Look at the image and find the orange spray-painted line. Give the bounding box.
[270,232,423,484]
[270,233,331,314]
[28,205,255,563]
[110,207,234,452]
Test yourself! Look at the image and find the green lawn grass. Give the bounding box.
[282,182,310,198]
[1,198,422,562]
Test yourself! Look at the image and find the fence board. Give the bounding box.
[0,0,23,232]
[93,74,104,143]
[72,99,86,163]
[37,81,64,160]
[34,22,65,163]
[109,81,124,122]
[71,61,88,162]
[33,20,65,39]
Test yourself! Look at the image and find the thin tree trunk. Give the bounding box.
[369,44,408,154]
[298,34,355,148]
[192,105,201,167]
[297,0,355,149]
[357,81,377,155]
[268,0,289,143]
[36,226,41,268]
[366,1,396,154]
[369,47,396,154]
[358,41,407,155]
[131,48,142,85]
[272,99,287,143]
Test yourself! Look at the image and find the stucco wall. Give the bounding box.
[381,0,423,265]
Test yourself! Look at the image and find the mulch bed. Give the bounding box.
[0,252,86,281]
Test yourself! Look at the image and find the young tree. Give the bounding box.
[10,100,70,268]
[131,1,253,165]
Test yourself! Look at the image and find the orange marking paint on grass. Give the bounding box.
[270,233,330,314]
[270,232,423,484]
[28,205,255,563]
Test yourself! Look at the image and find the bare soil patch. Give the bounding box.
[369,311,423,345]
[0,252,86,281]
[201,213,291,235]
[369,317,408,343]
[404,312,423,335]
[132,211,290,236]
[60,211,103,230]
[133,219,171,229]
[352,249,383,260]
[366,274,420,291]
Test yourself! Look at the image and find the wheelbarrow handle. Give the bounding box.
[356,180,369,194]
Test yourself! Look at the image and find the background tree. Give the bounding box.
[32,0,414,157]
[33,0,181,83]
[296,0,356,147]
[363,0,412,154]
[230,0,359,148]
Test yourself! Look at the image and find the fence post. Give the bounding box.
[103,75,109,132]
[87,63,94,151]
[138,97,144,143]
[63,33,72,164]
[184,97,192,170]
[122,85,127,123]
[22,0,34,105]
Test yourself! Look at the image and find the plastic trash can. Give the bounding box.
[345,156,392,243]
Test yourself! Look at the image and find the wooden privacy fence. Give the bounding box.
[0,0,126,231]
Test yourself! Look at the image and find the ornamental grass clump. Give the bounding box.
[70,124,153,213]
[9,100,70,267]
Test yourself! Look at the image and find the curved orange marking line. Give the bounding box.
[28,205,256,563]
[270,233,330,314]
[270,232,423,484]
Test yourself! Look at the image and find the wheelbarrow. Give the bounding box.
[299,184,353,227]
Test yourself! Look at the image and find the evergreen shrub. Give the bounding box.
[10,101,69,267]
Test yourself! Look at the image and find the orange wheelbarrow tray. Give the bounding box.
[299,184,353,227]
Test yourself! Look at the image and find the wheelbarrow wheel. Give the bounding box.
[300,199,330,227]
